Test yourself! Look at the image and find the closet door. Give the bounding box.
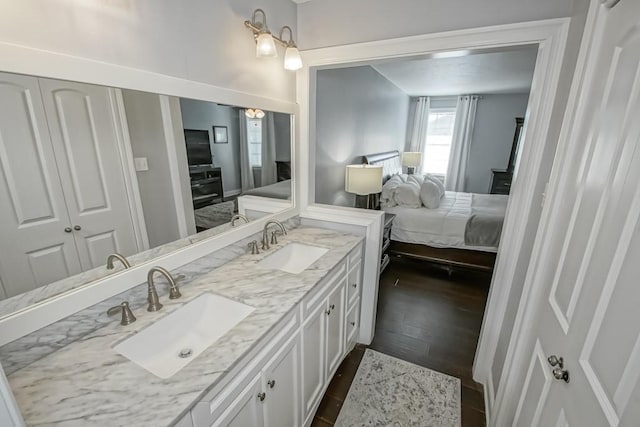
[0,72,82,298]
[38,79,138,270]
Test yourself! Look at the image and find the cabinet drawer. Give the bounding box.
[346,299,360,350]
[346,262,361,307]
[191,310,299,425]
[301,259,346,318]
[348,243,363,269]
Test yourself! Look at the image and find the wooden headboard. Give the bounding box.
[363,150,402,181]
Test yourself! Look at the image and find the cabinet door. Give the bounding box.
[213,374,264,427]
[263,335,300,427]
[347,263,361,307]
[326,280,346,380]
[301,301,326,418]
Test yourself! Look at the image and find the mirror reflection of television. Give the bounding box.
[184,129,213,166]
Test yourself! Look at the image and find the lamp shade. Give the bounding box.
[402,152,422,167]
[256,33,277,58]
[345,165,383,195]
[284,46,303,71]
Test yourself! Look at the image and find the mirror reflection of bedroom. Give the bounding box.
[314,45,536,415]
[179,99,292,232]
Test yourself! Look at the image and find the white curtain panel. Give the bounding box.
[238,110,255,192]
[408,96,431,173]
[261,112,278,187]
[446,95,478,191]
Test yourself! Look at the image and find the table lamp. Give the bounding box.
[402,152,422,175]
[345,164,383,209]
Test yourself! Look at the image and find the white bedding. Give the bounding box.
[384,191,499,253]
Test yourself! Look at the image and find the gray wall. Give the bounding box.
[315,66,410,206]
[274,112,292,162]
[1,0,297,102]
[122,91,195,248]
[297,0,574,49]
[466,93,530,194]
[179,99,242,195]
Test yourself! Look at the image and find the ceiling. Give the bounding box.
[371,46,538,96]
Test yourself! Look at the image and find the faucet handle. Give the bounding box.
[107,301,136,325]
[270,230,281,245]
[248,240,260,254]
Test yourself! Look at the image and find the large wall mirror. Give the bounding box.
[0,71,293,317]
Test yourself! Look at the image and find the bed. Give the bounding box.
[242,179,291,200]
[364,150,507,271]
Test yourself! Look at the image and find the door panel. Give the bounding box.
[263,335,300,427]
[0,72,81,297]
[507,2,640,426]
[214,373,264,427]
[326,280,345,379]
[301,302,325,417]
[39,78,138,269]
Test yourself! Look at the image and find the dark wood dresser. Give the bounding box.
[490,169,513,195]
[380,213,395,273]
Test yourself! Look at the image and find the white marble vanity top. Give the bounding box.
[6,227,363,426]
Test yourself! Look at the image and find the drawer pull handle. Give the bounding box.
[330,304,335,310]
[350,321,356,326]
[257,392,266,402]
[351,283,357,288]
[268,379,276,389]
[326,309,331,316]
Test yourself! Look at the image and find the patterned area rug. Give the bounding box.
[335,349,461,427]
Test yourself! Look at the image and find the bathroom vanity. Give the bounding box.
[4,227,364,426]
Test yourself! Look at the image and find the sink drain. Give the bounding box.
[178,348,193,359]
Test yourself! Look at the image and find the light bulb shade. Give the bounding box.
[255,109,265,119]
[245,109,256,118]
[284,46,303,71]
[402,152,422,167]
[256,33,277,58]
[345,165,383,195]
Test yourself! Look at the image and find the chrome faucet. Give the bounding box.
[262,220,287,250]
[231,214,250,227]
[146,266,181,312]
[106,253,131,270]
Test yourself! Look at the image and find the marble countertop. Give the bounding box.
[7,227,362,426]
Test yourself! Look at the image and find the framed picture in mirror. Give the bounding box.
[213,126,228,143]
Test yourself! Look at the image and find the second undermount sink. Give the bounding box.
[258,243,329,274]
[113,293,254,379]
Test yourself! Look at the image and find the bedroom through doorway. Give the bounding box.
[311,44,540,426]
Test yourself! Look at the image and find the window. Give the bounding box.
[422,108,456,175]
[247,118,262,167]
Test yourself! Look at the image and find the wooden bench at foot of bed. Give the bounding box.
[388,241,496,273]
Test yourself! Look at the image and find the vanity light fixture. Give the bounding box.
[245,9,302,71]
[245,108,265,119]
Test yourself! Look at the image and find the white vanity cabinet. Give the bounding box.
[189,243,363,427]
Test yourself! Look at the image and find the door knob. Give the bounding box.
[64,227,72,233]
[553,368,570,383]
[547,355,564,369]
[73,225,82,231]
[267,379,276,389]
[257,392,266,402]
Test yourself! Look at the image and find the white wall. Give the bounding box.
[466,93,530,194]
[180,99,243,195]
[315,66,410,206]
[0,0,297,103]
[297,0,575,49]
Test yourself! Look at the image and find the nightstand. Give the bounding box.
[381,212,395,273]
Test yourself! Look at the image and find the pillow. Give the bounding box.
[380,174,405,208]
[393,183,421,208]
[425,174,445,198]
[407,174,424,188]
[420,180,442,209]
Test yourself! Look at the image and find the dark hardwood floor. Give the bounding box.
[311,257,491,426]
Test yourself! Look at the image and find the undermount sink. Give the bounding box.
[258,243,329,274]
[113,293,254,379]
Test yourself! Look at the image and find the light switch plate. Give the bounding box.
[134,157,149,172]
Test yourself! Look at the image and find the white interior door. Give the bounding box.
[509,2,640,426]
[38,78,139,270]
[0,72,82,298]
